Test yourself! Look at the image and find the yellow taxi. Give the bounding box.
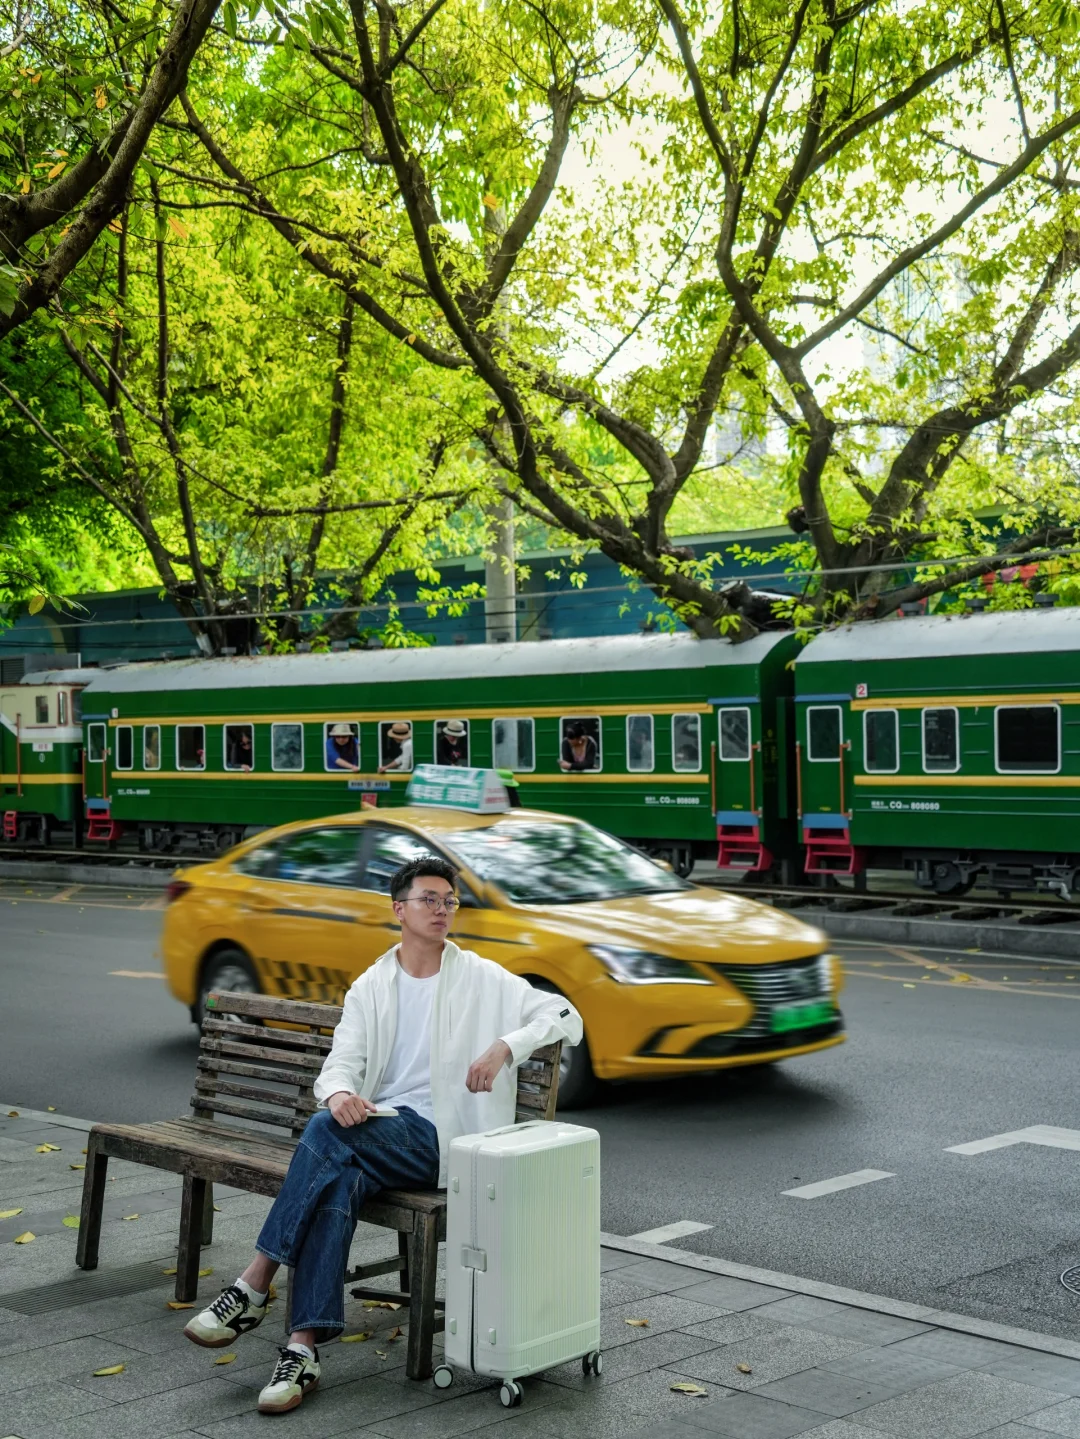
[162,770,844,1105]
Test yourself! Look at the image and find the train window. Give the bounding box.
[922,708,959,773]
[177,725,206,771]
[143,725,161,771]
[378,720,413,773]
[276,827,363,888]
[272,722,304,772]
[72,690,82,722]
[559,716,601,772]
[224,723,255,771]
[115,725,134,771]
[57,692,68,726]
[435,719,470,767]
[995,705,1060,773]
[325,722,360,772]
[34,695,49,724]
[492,717,535,772]
[672,713,702,772]
[626,715,654,773]
[863,710,899,773]
[807,705,842,761]
[718,707,751,761]
[87,723,106,764]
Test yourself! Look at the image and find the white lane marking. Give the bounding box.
[783,1169,896,1199]
[946,1125,1080,1155]
[629,1220,714,1244]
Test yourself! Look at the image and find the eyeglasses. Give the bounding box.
[403,894,460,913]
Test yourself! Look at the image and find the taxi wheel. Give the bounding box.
[533,982,596,1110]
[194,948,261,1026]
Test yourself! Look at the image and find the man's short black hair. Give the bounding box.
[390,855,458,902]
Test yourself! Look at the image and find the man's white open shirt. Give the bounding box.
[313,940,584,1185]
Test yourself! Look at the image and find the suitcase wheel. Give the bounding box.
[499,1380,524,1408]
[432,1366,454,1390]
[582,1350,603,1377]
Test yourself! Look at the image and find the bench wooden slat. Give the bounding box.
[186,1095,308,1130]
[200,1034,327,1071]
[207,990,344,1029]
[193,1076,317,1116]
[513,1087,551,1112]
[201,1017,332,1054]
[196,1055,319,1087]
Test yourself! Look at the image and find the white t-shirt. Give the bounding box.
[385,738,414,771]
[373,964,437,1124]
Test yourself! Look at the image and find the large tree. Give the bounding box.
[161,0,1080,635]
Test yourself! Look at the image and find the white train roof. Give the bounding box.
[83,630,792,695]
[18,668,101,686]
[797,607,1076,665]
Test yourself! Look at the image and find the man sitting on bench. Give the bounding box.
[184,856,583,1415]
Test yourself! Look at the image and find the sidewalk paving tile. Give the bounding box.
[676,1275,795,1311]
[982,1353,1080,1397]
[0,1378,119,1430]
[848,1371,1063,1437]
[360,1380,561,1439]
[9,1375,258,1439]
[599,1272,663,1308]
[0,1334,147,1390]
[612,1258,727,1294]
[1020,1397,1080,1433]
[821,1343,963,1391]
[61,1330,283,1402]
[679,1310,787,1347]
[664,1326,868,1389]
[545,1327,716,1389]
[750,1363,943,1417]
[673,1389,829,1436]
[886,1328,1039,1368]
[753,1295,933,1346]
[600,1293,730,1349]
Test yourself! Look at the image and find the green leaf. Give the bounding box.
[223,1,237,37]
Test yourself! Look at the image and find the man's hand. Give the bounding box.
[466,1040,512,1093]
[328,1091,378,1127]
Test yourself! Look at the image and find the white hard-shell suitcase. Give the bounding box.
[436,1120,602,1407]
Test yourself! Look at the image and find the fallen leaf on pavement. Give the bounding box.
[736,1362,752,1374]
[93,1365,125,1376]
[0,1208,22,1219]
[62,1216,79,1229]
[268,1283,278,1300]
[362,1299,401,1310]
[214,1354,237,1365]
[951,973,973,983]
[81,1148,88,1154]
[625,1318,649,1327]
[14,1231,35,1243]
[6,1110,18,1117]
[670,1382,707,1396]
[122,1214,139,1221]
[375,1350,388,1359]
[166,1301,193,1310]
[198,1267,213,1277]
[213,1205,221,1212]
[47,1106,56,1112]
[387,1326,403,1341]
[35,1143,61,1153]
[339,1331,373,1343]
[69,1163,85,1170]
[902,983,915,988]
[162,1267,177,1275]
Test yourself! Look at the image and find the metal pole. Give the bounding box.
[484,496,516,644]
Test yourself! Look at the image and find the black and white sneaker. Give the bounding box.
[183,1284,267,1348]
[258,1345,321,1414]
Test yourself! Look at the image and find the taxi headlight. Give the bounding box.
[588,945,711,985]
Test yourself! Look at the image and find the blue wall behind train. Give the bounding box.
[1,527,797,667]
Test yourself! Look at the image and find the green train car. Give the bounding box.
[794,608,1080,894]
[0,669,90,843]
[78,633,800,872]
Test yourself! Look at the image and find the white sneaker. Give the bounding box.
[258,1345,321,1414]
[183,1284,267,1348]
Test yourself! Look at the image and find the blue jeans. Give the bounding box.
[256,1106,440,1341]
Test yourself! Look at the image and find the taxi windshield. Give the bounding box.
[441,820,688,905]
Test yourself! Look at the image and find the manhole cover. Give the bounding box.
[0,1258,175,1315]
[1061,1264,1080,1296]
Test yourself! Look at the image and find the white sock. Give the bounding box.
[287,1341,315,1360]
[235,1277,268,1306]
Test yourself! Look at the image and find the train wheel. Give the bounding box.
[194,948,260,1026]
[930,862,973,896]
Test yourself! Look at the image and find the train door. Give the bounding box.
[799,703,861,875]
[714,703,772,870]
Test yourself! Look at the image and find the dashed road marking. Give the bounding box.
[783,1169,896,1200]
[629,1220,714,1244]
[108,970,165,979]
[946,1125,1080,1156]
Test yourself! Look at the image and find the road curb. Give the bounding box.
[796,906,1080,961]
[1,1103,95,1132]
[600,1232,1080,1362]
[0,859,171,888]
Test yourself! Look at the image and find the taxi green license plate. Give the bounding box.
[770,1001,834,1033]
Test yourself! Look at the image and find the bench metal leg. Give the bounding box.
[176,1175,207,1302]
[76,1138,108,1271]
[405,1213,439,1381]
[201,1182,214,1246]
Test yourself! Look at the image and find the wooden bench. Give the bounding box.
[76,990,561,1380]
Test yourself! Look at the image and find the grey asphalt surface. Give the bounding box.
[3,879,1080,1344]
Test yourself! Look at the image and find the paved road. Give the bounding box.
[3,878,1080,1342]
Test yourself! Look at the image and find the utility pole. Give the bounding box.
[483,187,516,644]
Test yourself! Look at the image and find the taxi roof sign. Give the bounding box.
[406,765,509,813]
